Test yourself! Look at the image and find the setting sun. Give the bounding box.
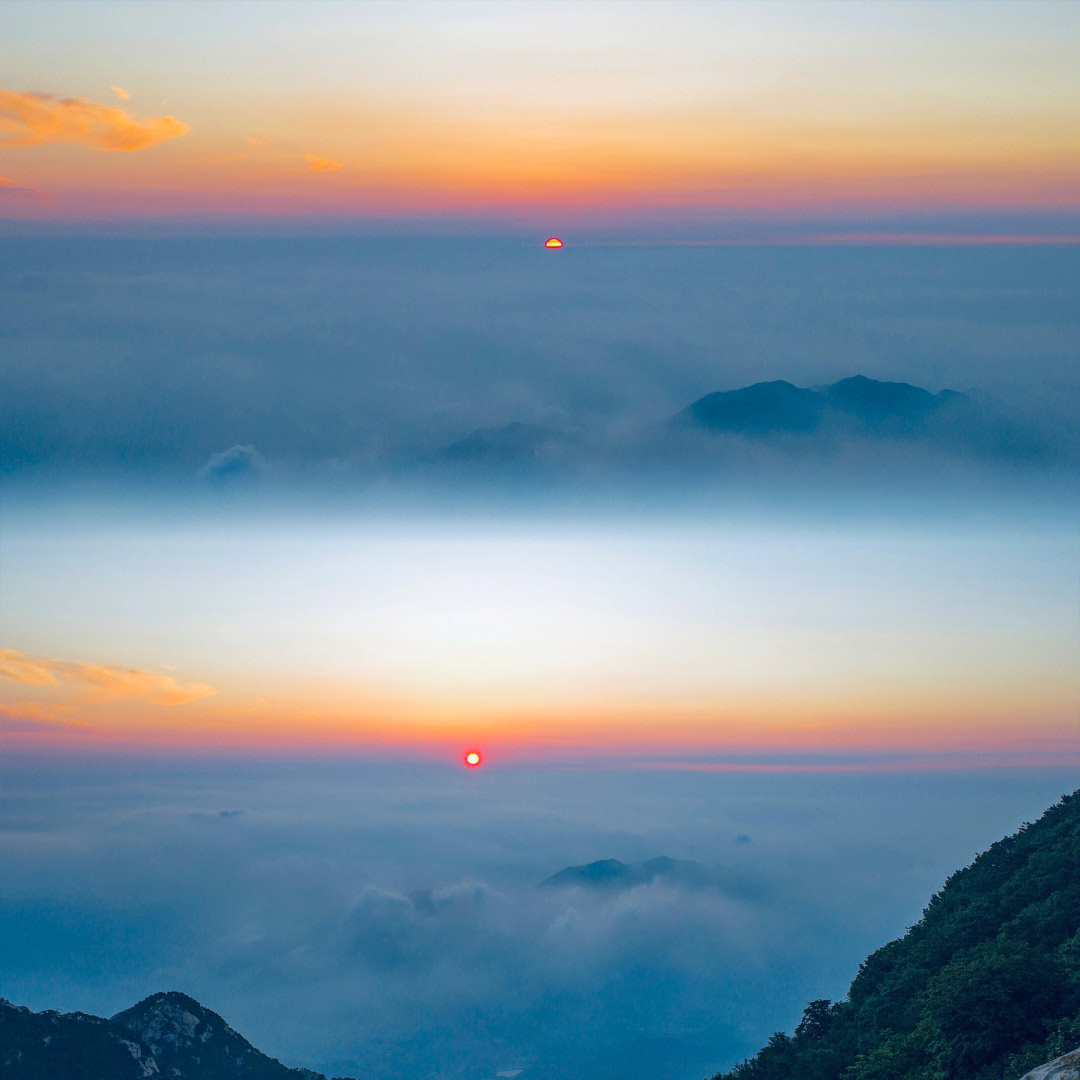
[544,238,563,248]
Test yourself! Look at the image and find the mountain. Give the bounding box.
[413,376,1063,474]
[429,421,558,465]
[675,380,825,437]
[419,421,584,471]
[0,991,356,1080]
[540,856,722,891]
[672,376,965,440]
[820,375,958,430]
[1,1000,159,1080]
[710,789,1080,1080]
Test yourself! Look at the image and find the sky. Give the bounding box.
[2,506,1078,763]
[1,6,1079,1080]
[1,0,1079,234]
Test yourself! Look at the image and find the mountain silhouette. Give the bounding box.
[676,379,825,436]
[0,991,355,1080]
[672,376,965,439]
[420,375,1059,472]
[540,856,721,890]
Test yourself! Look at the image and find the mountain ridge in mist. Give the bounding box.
[540,856,723,891]
[408,375,1062,475]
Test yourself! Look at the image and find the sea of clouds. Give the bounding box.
[1,758,1074,1080]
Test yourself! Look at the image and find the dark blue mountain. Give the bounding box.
[677,380,825,436]
[416,376,1064,471]
[672,376,964,439]
[540,856,721,890]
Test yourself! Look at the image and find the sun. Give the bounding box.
[463,750,482,768]
[544,237,563,248]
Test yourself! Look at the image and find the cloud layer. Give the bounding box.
[0,90,188,150]
[2,240,1076,478]
[0,760,1071,1080]
[0,649,215,705]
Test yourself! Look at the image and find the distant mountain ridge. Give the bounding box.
[0,991,355,1080]
[540,856,722,891]
[418,376,1054,469]
[672,375,965,439]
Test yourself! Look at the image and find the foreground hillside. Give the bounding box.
[0,991,355,1080]
[712,790,1080,1080]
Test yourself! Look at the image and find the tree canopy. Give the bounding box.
[711,790,1080,1080]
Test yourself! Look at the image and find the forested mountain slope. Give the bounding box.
[712,790,1080,1080]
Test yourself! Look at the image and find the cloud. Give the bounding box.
[0,704,111,735]
[110,85,131,101]
[199,443,266,483]
[246,136,266,147]
[0,649,215,705]
[0,175,46,199]
[305,153,342,173]
[1,759,1046,1080]
[0,90,188,150]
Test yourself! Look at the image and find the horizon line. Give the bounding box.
[2,220,1080,247]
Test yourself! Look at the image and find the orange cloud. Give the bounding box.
[305,153,342,173]
[0,90,188,150]
[0,649,215,705]
[110,85,131,101]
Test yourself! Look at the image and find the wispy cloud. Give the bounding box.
[0,90,188,150]
[0,649,215,705]
[305,153,342,173]
[0,175,46,199]
[0,704,112,735]
[199,443,266,483]
[110,85,131,101]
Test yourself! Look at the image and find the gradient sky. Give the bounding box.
[3,501,1077,763]
[2,0,1079,231]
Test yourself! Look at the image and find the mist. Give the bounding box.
[2,238,1077,478]
[1,758,1074,1079]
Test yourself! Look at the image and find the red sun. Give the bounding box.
[463,750,482,768]
[544,237,563,248]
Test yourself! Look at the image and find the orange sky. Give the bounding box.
[2,1,1078,228]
